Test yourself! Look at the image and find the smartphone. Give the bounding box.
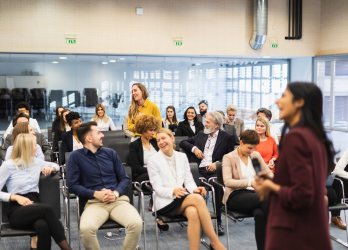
[182,191,189,195]
[252,158,261,175]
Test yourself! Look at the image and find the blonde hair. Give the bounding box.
[10,134,36,169]
[92,104,109,123]
[128,83,149,122]
[226,104,238,113]
[157,128,176,150]
[255,116,271,137]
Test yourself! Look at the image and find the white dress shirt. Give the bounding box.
[270,125,281,145]
[3,118,41,140]
[143,144,157,168]
[188,120,196,134]
[333,148,348,179]
[163,152,177,180]
[192,130,219,168]
[239,157,256,190]
[73,135,83,151]
[92,118,117,131]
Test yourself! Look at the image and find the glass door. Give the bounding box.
[316,60,332,128]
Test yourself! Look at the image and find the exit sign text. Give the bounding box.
[173,42,182,46]
[270,44,278,48]
[66,39,76,44]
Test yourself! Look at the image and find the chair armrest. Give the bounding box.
[133,184,144,194]
[144,182,154,193]
[44,152,51,162]
[335,177,346,203]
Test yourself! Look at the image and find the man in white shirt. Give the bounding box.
[3,102,41,140]
[180,111,235,236]
[197,100,208,125]
[257,108,281,144]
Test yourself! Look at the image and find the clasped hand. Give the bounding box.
[95,188,117,204]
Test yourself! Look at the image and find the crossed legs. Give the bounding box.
[175,194,226,250]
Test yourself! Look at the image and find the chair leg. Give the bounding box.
[65,196,70,244]
[140,192,146,250]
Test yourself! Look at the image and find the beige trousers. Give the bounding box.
[79,196,142,250]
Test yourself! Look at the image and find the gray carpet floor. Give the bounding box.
[0,183,348,250]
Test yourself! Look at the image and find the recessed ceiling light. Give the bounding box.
[263,56,271,58]
[52,61,59,64]
[109,60,116,62]
[59,57,67,59]
[102,62,108,64]
[195,63,201,66]
[119,58,125,60]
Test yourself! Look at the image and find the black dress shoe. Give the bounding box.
[218,222,225,236]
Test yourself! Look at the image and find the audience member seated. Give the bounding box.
[128,83,162,142]
[0,134,71,250]
[52,106,64,133]
[53,109,70,151]
[225,104,244,138]
[1,112,53,161]
[254,117,278,173]
[68,122,142,250]
[222,130,273,250]
[3,102,41,140]
[163,105,181,134]
[91,104,117,131]
[217,110,240,145]
[5,122,44,161]
[326,175,346,229]
[176,107,204,137]
[257,108,281,145]
[197,100,209,124]
[180,111,234,235]
[61,112,82,165]
[123,114,134,138]
[147,128,227,250]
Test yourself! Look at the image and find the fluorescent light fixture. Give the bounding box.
[52,61,59,64]
[263,56,271,58]
[109,60,116,62]
[59,57,67,59]
[195,63,201,66]
[102,62,108,64]
[119,58,125,60]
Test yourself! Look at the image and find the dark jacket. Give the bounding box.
[179,130,234,166]
[53,126,66,151]
[61,130,74,165]
[52,120,60,134]
[1,133,53,161]
[223,124,240,145]
[175,121,204,137]
[129,138,159,180]
[265,127,331,250]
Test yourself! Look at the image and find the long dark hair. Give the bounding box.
[183,106,200,127]
[166,106,178,124]
[54,106,64,122]
[279,82,337,175]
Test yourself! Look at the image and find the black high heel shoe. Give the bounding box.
[157,222,169,233]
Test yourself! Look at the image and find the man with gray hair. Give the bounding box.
[180,111,234,235]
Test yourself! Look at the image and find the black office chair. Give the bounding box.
[58,141,64,166]
[145,162,218,250]
[103,136,129,148]
[213,162,253,250]
[47,126,53,144]
[174,136,188,151]
[107,139,130,164]
[0,172,60,242]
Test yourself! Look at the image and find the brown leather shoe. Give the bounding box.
[331,216,347,229]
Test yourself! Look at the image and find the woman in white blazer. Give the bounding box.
[147,128,226,250]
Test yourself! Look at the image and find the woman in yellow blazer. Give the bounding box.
[222,130,273,250]
[128,83,162,141]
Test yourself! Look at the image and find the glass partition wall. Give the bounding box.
[0,54,289,134]
[315,57,348,131]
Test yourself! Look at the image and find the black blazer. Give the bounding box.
[179,130,235,166]
[223,124,240,145]
[52,120,60,134]
[53,126,66,151]
[129,137,159,180]
[61,130,73,165]
[175,121,204,137]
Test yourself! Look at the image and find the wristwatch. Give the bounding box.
[113,191,119,198]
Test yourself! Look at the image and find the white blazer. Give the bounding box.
[147,150,197,211]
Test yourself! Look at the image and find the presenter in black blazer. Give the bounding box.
[175,107,204,137]
[61,112,82,165]
[180,111,235,235]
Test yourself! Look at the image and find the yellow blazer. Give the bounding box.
[128,99,162,137]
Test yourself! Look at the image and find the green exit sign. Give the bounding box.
[66,39,76,44]
[270,43,278,48]
[173,42,182,46]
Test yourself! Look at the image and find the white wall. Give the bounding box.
[290,57,313,83]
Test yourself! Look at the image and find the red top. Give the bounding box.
[255,136,278,172]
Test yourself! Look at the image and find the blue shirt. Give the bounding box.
[68,147,130,199]
[5,144,44,161]
[0,159,59,202]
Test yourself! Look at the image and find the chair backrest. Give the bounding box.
[216,162,223,184]
[78,166,133,215]
[102,131,126,137]
[103,134,128,147]
[124,150,130,166]
[107,139,130,164]
[58,141,63,165]
[65,152,71,185]
[47,126,52,142]
[52,131,56,148]
[174,136,188,150]
[189,162,200,187]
